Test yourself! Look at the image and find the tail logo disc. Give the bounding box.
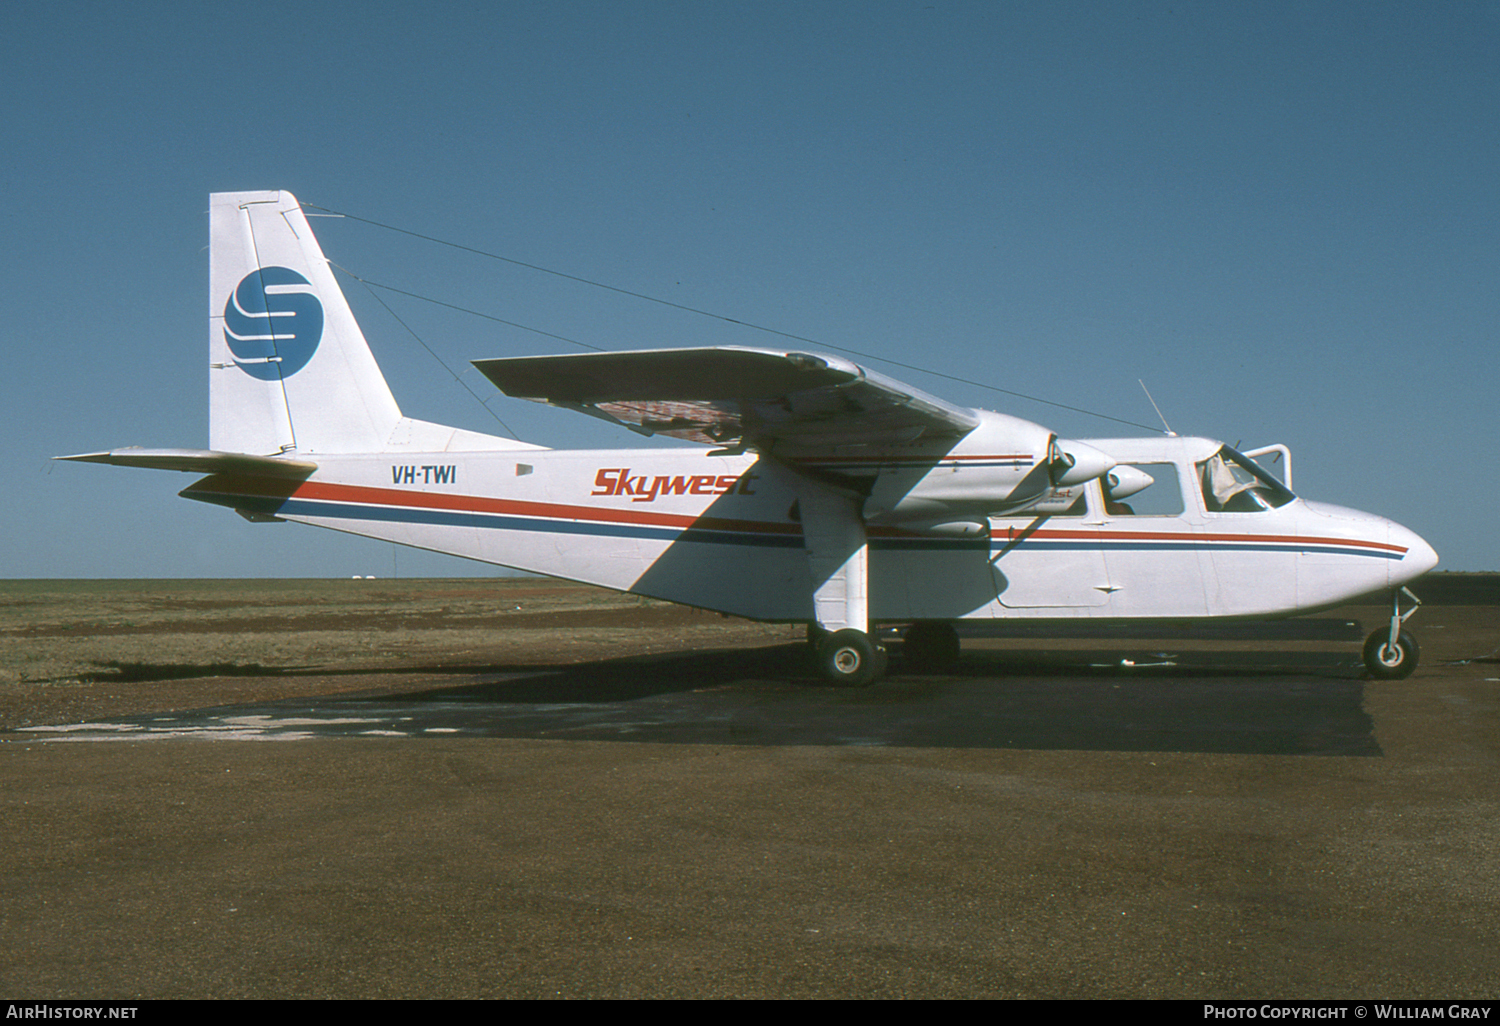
[223,267,323,380]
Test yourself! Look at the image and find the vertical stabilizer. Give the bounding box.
[210,190,402,454]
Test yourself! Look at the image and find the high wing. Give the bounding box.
[471,347,981,452]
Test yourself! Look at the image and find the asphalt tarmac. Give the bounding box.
[16,642,1376,754]
[4,599,1499,998]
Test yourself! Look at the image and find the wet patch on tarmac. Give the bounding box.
[14,641,1378,756]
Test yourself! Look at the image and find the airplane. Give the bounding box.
[60,190,1439,686]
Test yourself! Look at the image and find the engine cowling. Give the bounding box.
[861,411,1116,524]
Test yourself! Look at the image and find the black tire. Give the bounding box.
[903,622,961,673]
[1363,629,1419,679]
[817,629,887,687]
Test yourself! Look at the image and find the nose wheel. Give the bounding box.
[1363,629,1419,679]
[1363,587,1422,679]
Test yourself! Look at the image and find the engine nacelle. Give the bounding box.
[873,518,991,538]
[860,411,1115,523]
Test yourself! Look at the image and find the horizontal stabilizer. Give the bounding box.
[55,448,318,477]
[473,347,980,450]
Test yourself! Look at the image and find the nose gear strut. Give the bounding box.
[1363,586,1422,679]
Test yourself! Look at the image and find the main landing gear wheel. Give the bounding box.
[1363,629,1419,680]
[903,622,961,673]
[816,629,888,687]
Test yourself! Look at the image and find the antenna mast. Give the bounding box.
[1138,380,1177,436]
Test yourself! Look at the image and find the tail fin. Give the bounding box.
[210,190,402,455]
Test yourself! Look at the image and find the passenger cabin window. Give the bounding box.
[1104,463,1184,516]
[1197,446,1296,513]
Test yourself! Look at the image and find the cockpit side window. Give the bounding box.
[1197,446,1296,513]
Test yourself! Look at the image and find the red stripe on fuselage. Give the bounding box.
[190,475,803,537]
[190,476,1407,556]
[995,525,1406,555]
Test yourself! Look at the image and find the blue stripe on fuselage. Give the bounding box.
[205,492,1403,560]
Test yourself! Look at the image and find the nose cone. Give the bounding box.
[1053,439,1116,487]
[1300,501,1438,605]
[1390,522,1439,587]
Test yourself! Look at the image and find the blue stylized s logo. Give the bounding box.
[223,267,323,380]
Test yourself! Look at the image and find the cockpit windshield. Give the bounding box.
[1197,446,1296,512]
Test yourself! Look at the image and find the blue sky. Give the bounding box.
[4,0,1496,576]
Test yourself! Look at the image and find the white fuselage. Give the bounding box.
[181,433,1437,623]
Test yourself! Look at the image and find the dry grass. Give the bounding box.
[4,576,1493,733]
[0,578,790,729]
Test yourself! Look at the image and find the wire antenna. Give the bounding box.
[304,202,1159,432]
